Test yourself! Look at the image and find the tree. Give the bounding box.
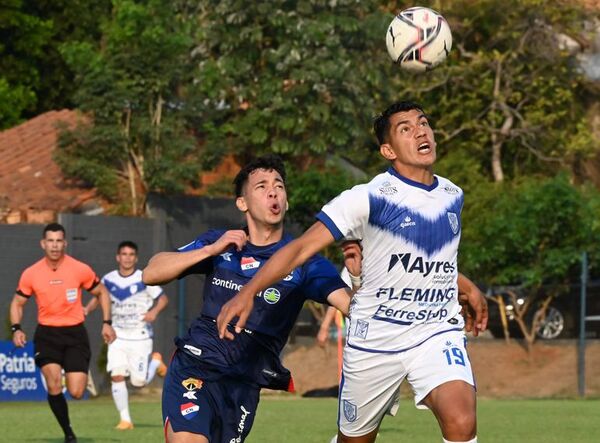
[0,0,52,128]
[56,0,198,215]
[399,0,597,185]
[185,0,394,171]
[460,174,598,349]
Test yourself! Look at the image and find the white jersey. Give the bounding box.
[317,167,465,353]
[102,269,163,340]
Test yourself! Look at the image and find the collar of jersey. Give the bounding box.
[243,233,292,254]
[386,167,439,192]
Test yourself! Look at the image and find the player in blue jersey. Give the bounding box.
[218,102,487,443]
[142,155,360,443]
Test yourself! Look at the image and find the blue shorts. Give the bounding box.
[162,349,260,443]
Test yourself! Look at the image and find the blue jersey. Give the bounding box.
[174,230,347,389]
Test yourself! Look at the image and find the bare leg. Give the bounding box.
[165,420,209,443]
[65,371,88,399]
[335,425,380,443]
[421,380,476,441]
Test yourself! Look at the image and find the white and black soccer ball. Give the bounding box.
[386,7,452,73]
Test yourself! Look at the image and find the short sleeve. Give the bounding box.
[146,284,164,300]
[78,263,100,291]
[16,268,34,298]
[176,229,225,277]
[316,184,370,241]
[301,255,349,304]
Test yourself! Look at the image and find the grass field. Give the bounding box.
[1,396,599,442]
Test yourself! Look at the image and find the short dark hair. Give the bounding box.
[373,101,427,145]
[42,223,65,238]
[233,155,286,197]
[117,241,138,253]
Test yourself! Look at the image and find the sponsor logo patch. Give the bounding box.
[183,344,202,356]
[180,402,199,420]
[262,288,281,304]
[65,288,78,303]
[182,377,203,391]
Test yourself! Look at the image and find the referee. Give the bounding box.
[9,223,116,443]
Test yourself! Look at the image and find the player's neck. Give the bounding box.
[247,223,284,246]
[44,255,65,271]
[118,267,136,277]
[391,163,434,185]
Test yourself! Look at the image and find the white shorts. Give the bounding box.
[106,337,153,385]
[338,330,475,437]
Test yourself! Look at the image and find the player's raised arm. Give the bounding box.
[217,221,336,339]
[143,230,247,285]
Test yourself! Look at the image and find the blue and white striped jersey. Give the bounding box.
[317,167,465,353]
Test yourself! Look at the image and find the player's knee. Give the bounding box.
[442,413,476,441]
[130,376,146,388]
[68,387,85,399]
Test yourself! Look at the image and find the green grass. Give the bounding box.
[1,396,599,442]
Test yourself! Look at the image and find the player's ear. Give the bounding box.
[236,196,248,212]
[285,200,289,211]
[380,143,397,161]
[40,239,45,250]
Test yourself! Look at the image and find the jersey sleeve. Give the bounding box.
[16,268,34,298]
[78,262,100,291]
[301,255,349,304]
[146,284,164,299]
[340,267,351,287]
[315,184,370,241]
[176,229,225,277]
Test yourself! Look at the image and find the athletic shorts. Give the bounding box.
[338,330,475,437]
[33,323,91,373]
[163,349,260,443]
[107,337,153,383]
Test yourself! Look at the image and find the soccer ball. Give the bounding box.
[386,7,452,72]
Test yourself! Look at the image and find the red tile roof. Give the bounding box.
[0,110,100,222]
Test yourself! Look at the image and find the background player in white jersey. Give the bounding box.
[85,241,169,430]
[218,101,487,443]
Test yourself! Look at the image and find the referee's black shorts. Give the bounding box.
[33,323,91,373]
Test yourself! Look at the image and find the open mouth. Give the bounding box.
[270,203,281,215]
[418,142,432,153]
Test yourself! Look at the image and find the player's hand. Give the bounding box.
[143,310,157,323]
[12,330,26,348]
[316,327,329,347]
[458,289,488,336]
[216,292,254,340]
[102,324,117,344]
[341,241,362,277]
[205,230,248,256]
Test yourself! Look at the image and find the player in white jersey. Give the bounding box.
[85,241,169,430]
[217,101,487,443]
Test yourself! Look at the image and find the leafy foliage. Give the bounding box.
[56,0,198,214]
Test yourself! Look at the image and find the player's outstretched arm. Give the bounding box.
[217,221,336,340]
[143,230,248,285]
[457,273,488,336]
[9,293,28,347]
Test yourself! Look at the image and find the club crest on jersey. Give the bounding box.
[241,256,260,270]
[180,402,199,420]
[129,284,138,294]
[262,288,281,304]
[378,181,398,196]
[343,400,357,422]
[182,377,203,391]
[353,319,369,339]
[447,212,459,234]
